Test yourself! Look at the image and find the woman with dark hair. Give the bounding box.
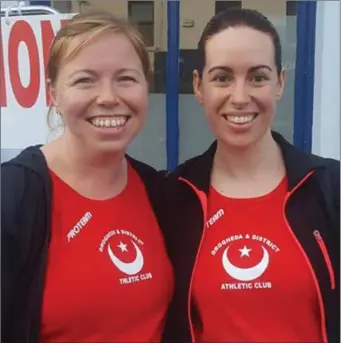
[161,8,339,343]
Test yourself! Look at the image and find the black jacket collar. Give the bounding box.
[4,145,159,178]
[170,131,326,193]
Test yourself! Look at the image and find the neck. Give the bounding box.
[64,135,125,179]
[46,134,127,200]
[213,131,284,180]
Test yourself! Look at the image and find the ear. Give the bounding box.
[276,69,286,100]
[47,79,58,110]
[193,69,204,104]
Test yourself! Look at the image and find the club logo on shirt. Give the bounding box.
[108,240,144,275]
[99,229,153,285]
[222,245,269,281]
[211,233,281,291]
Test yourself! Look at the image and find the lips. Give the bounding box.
[223,113,258,124]
[88,115,131,128]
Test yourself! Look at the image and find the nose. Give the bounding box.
[230,80,250,108]
[96,82,119,106]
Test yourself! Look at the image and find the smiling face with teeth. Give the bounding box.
[49,30,149,155]
[193,26,285,150]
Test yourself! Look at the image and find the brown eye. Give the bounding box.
[250,74,268,85]
[212,74,232,83]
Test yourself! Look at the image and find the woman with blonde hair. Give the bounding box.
[2,12,173,343]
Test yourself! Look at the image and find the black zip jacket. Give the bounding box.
[1,146,166,343]
[161,132,340,343]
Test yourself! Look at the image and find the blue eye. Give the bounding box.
[75,78,93,84]
[119,76,137,82]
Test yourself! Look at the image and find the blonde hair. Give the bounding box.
[46,11,151,128]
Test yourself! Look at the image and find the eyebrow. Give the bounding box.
[208,65,273,74]
[69,69,97,78]
[116,68,140,75]
[69,68,140,78]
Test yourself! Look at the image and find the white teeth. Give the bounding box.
[226,114,256,124]
[90,116,128,128]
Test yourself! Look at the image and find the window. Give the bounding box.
[52,0,72,14]
[215,1,242,14]
[286,1,297,16]
[0,7,59,17]
[128,1,154,47]
[2,0,72,15]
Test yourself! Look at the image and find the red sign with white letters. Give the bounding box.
[1,17,69,108]
[1,14,72,149]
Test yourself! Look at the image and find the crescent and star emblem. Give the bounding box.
[108,239,144,275]
[222,245,269,281]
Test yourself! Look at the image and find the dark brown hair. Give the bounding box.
[197,8,282,77]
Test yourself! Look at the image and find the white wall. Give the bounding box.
[312,0,340,160]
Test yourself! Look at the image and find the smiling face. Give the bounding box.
[193,26,285,149]
[50,30,149,155]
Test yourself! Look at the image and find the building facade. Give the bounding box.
[1,1,338,166]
